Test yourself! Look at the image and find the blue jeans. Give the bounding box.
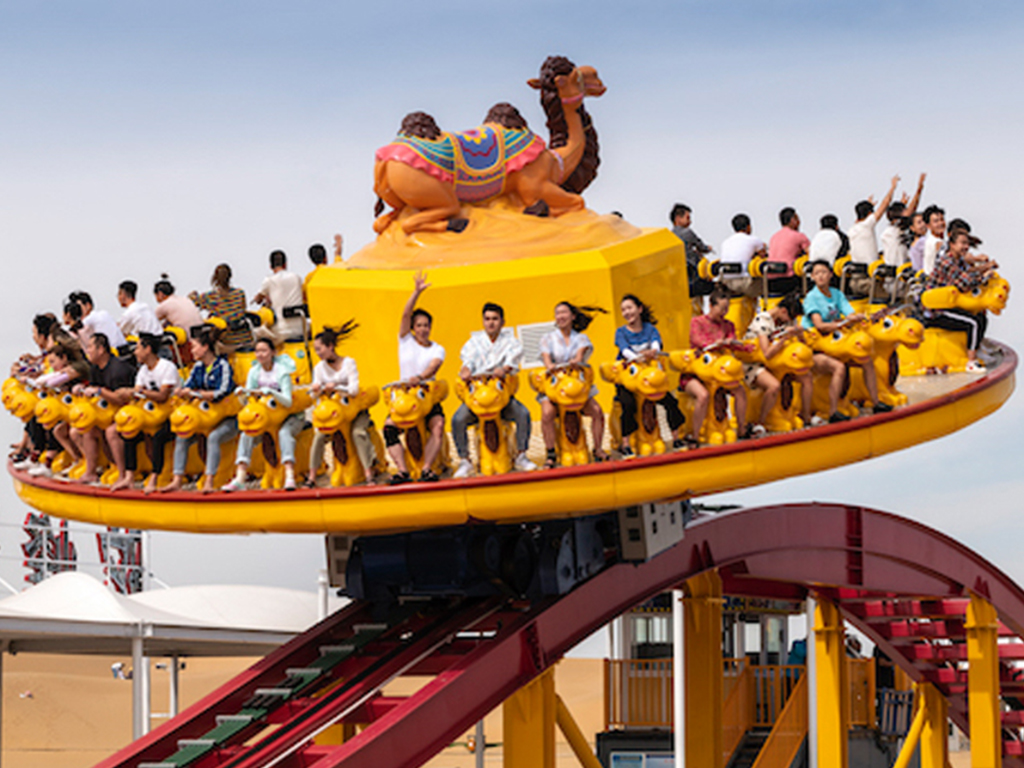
[452,397,531,459]
[236,414,305,465]
[172,418,238,476]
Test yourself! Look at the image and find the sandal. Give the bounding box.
[593,449,609,463]
[965,360,987,373]
[543,450,558,470]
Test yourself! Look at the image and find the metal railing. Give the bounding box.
[751,672,808,768]
[604,658,674,728]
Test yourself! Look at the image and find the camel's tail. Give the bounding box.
[373,161,388,218]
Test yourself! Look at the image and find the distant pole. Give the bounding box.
[169,653,180,717]
[141,531,151,592]
[475,719,485,768]
[673,588,685,767]
[318,570,329,621]
[132,635,146,739]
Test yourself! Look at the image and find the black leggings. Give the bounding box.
[616,384,685,437]
[124,423,174,474]
[925,309,987,351]
[26,418,60,452]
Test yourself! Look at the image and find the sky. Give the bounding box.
[1,0,1023,653]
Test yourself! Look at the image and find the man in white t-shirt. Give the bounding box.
[70,291,128,350]
[253,250,306,342]
[384,272,447,484]
[847,175,900,266]
[719,213,767,298]
[117,281,163,338]
[112,333,180,492]
[880,173,926,267]
[808,214,847,264]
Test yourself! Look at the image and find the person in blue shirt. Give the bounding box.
[802,260,890,420]
[160,325,238,493]
[613,295,686,456]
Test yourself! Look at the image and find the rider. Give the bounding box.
[687,285,760,439]
[160,325,238,493]
[802,260,891,418]
[307,321,378,487]
[73,333,136,485]
[614,294,686,454]
[538,301,609,468]
[743,293,829,429]
[223,337,305,492]
[452,302,537,478]
[112,333,181,493]
[384,272,446,485]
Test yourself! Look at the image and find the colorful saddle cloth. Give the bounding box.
[376,125,546,203]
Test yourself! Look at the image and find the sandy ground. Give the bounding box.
[0,653,607,768]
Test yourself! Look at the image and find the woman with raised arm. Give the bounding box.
[538,302,608,467]
[384,271,446,484]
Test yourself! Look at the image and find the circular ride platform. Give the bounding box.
[9,342,1015,535]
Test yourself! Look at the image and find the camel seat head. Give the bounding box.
[7,381,40,421]
[235,388,308,438]
[804,325,874,365]
[921,273,1010,316]
[600,357,671,400]
[169,395,241,439]
[33,389,74,429]
[311,387,380,435]
[668,349,745,389]
[2,378,23,412]
[114,396,177,439]
[766,338,815,376]
[455,372,518,419]
[529,364,593,410]
[868,313,924,351]
[385,379,449,430]
[67,394,118,433]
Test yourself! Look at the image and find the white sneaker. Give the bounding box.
[750,424,767,438]
[809,415,827,428]
[12,458,36,471]
[453,459,474,479]
[28,464,52,478]
[221,478,246,493]
[514,453,538,472]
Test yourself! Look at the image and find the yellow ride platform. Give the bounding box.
[10,343,1015,535]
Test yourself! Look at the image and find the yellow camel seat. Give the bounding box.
[600,357,673,456]
[455,372,519,477]
[848,313,923,407]
[168,395,243,487]
[384,380,450,480]
[738,336,815,433]
[236,388,313,490]
[528,364,594,467]
[114,396,179,485]
[311,388,386,488]
[804,325,875,418]
[669,347,745,445]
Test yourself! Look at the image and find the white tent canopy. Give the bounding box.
[0,572,348,741]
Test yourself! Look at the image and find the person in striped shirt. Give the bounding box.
[189,264,253,350]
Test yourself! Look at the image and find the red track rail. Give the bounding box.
[95,503,1024,767]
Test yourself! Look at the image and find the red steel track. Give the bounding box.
[96,503,1024,767]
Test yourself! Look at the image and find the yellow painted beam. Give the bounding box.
[685,571,724,768]
[920,683,949,768]
[503,668,556,768]
[555,694,603,768]
[814,598,848,768]
[893,685,925,768]
[966,594,1002,768]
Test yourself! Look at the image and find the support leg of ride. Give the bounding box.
[685,571,723,768]
[966,593,1002,768]
[919,682,948,768]
[502,667,556,768]
[813,597,849,768]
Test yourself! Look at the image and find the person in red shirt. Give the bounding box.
[685,286,763,440]
[768,208,811,294]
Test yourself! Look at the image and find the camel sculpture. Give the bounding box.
[169,395,242,486]
[805,325,875,418]
[32,390,80,474]
[384,380,450,480]
[114,395,179,485]
[670,348,746,445]
[6,380,40,422]
[454,372,519,476]
[68,394,122,484]
[600,357,673,457]
[236,388,313,490]
[373,56,605,235]
[528,364,594,467]
[311,388,386,487]
[738,337,815,433]
[848,313,923,407]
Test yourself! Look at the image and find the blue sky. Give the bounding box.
[1,1,1022,611]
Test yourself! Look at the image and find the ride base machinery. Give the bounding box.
[6,57,1019,768]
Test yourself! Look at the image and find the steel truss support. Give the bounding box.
[814,598,848,768]
[685,571,723,768]
[967,593,1002,768]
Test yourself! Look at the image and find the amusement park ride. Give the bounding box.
[3,56,1019,767]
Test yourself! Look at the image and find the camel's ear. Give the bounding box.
[528,370,544,392]
[526,78,542,90]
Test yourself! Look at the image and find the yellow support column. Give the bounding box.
[684,571,723,768]
[814,598,849,768]
[919,682,949,768]
[966,593,1002,768]
[503,667,556,768]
